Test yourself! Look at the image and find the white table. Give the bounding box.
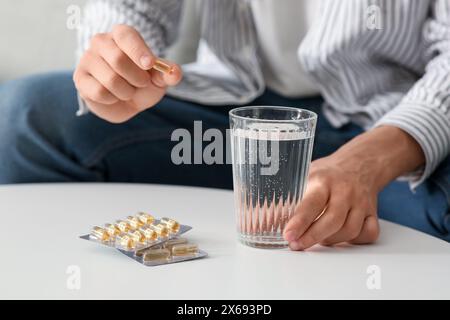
[0,183,449,299]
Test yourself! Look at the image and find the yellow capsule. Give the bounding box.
[136,244,164,257]
[135,249,146,257]
[160,217,180,233]
[139,226,158,241]
[115,220,131,233]
[152,59,174,75]
[116,234,136,250]
[150,223,169,238]
[172,244,199,256]
[163,238,188,251]
[105,223,120,237]
[129,230,146,244]
[126,216,144,230]
[143,248,171,262]
[136,212,155,225]
[91,226,110,241]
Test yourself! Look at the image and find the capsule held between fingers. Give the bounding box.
[152,59,174,75]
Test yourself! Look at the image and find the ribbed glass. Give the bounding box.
[230,106,317,248]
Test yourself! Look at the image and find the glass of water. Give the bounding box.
[229,106,317,248]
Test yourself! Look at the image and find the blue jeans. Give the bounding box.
[0,71,449,241]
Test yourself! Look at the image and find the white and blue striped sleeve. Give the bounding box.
[375,0,450,189]
[76,0,183,115]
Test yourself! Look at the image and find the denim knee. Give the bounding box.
[0,72,79,183]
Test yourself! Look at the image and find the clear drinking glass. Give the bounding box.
[229,106,317,248]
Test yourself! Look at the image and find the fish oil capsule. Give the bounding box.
[115,220,131,233]
[153,59,174,75]
[135,248,147,258]
[91,226,110,241]
[126,216,143,230]
[129,230,146,244]
[139,226,158,241]
[136,212,154,225]
[136,243,164,257]
[164,238,188,251]
[160,217,180,233]
[116,234,136,250]
[105,223,120,237]
[172,244,199,256]
[143,248,171,262]
[150,223,169,238]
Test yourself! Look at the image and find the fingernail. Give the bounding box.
[289,241,304,251]
[140,55,152,69]
[284,231,296,242]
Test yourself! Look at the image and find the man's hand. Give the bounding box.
[283,126,425,250]
[283,154,380,250]
[73,24,182,123]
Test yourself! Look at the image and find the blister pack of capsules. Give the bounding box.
[80,212,207,266]
[121,237,208,266]
[80,212,192,252]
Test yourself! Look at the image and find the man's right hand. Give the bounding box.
[73,24,182,123]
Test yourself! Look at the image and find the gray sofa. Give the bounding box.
[0,0,199,83]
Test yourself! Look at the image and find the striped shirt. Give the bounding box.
[77,0,450,188]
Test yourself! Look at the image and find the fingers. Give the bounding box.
[349,215,380,244]
[93,28,181,89]
[112,24,155,70]
[149,69,167,88]
[84,81,167,123]
[91,33,151,88]
[83,51,136,101]
[73,70,118,105]
[83,98,140,124]
[131,81,167,112]
[320,208,366,245]
[288,192,350,250]
[283,179,329,242]
[73,25,184,123]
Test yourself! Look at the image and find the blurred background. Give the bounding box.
[0,0,199,83]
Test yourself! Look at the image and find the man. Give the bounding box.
[0,0,449,249]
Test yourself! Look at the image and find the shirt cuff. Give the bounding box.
[374,102,450,190]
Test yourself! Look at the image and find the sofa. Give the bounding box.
[0,0,199,83]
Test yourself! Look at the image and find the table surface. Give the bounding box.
[0,183,449,300]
